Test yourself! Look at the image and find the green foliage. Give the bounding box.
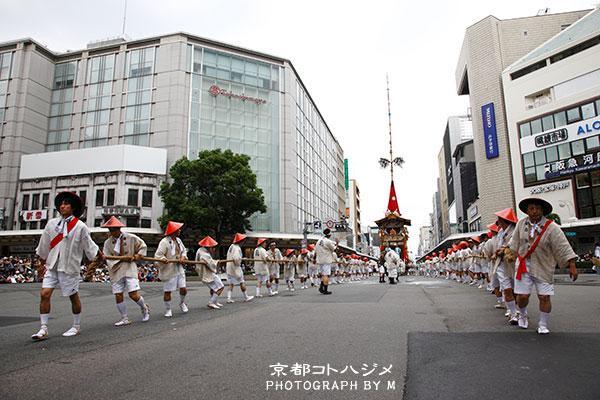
[158,150,267,241]
[546,213,561,225]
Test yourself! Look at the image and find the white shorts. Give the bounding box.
[162,274,186,292]
[496,263,513,292]
[205,275,224,292]
[297,273,307,278]
[269,264,280,277]
[319,264,331,276]
[111,277,140,294]
[472,265,481,273]
[308,268,319,276]
[227,274,245,285]
[490,273,500,289]
[379,266,385,274]
[514,271,554,296]
[256,273,269,282]
[481,265,489,274]
[42,269,79,297]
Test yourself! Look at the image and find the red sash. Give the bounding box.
[49,218,79,250]
[516,220,552,280]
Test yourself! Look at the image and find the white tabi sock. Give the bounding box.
[116,302,127,317]
[227,290,232,300]
[539,311,550,326]
[496,297,503,304]
[165,300,172,310]
[502,294,506,303]
[275,283,279,291]
[210,293,219,304]
[136,296,146,310]
[268,287,273,294]
[73,313,81,326]
[309,277,314,284]
[256,287,260,296]
[179,295,186,304]
[506,300,517,316]
[518,306,528,316]
[40,313,49,326]
[243,290,249,298]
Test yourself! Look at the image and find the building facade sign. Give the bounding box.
[482,103,499,159]
[208,85,267,104]
[535,128,568,147]
[530,181,570,194]
[521,115,600,154]
[102,206,140,217]
[20,210,47,222]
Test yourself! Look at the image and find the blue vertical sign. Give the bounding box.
[482,103,499,159]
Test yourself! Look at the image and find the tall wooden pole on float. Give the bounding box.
[387,73,394,182]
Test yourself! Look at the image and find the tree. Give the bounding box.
[158,150,267,243]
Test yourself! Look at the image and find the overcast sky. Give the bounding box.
[0,0,596,253]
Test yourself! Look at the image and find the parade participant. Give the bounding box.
[283,249,296,291]
[379,254,387,283]
[296,248,309,289]
[101,216,150,326]
[479,233,491,290]
[225,233,253,303]
[315,228,338,295]
[267,242,283,294]
[307,244,319,287]
[32,191,100,340]
[385,248,399,284]
[195,236,225,309]
[155,221,188,317]
[493,208,518,323]
[470,236,483,287]
[485,223,504,308]
[331,253,341,284]
[369,258,378,280]
[254,238,274,297]
[508,197,578,334]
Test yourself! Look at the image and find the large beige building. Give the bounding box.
[0,33,346,254]
[455,9,590,227]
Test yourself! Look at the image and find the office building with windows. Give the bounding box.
[503,7,600,249]
[455,9,590,229]
[0,33,345,254]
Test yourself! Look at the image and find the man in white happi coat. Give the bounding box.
[484,224,504,308]
[195,236,225,309]
[315,228,338,295]
[283,249,296,291]
[267,242,283,294]
[385,248,399,284]
[101,216,150,326]
[225,233,253,303]
[156,221,189,317]
[508,197,578,334]
[32,192,100,340]
[254,238,274,297]
[296,248,309,289]
[493,208,519,323]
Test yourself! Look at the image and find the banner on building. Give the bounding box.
[482,103,499,159]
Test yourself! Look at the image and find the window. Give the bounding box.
[94,218,102,227]
[42,193,49,209]
[142,190,152,207]
[79,191,87,205]
[575,170,600,219]
[47,61,76,152]
[519,123,531,138]
[22,194,30,211]
[566,107,581,123]
[31,193,40,210]
[582,102,596,120]
[126,217,138,227]
[106,188,115,206]
[95,189,104,207]
[128,189,138,206]
[141,219,151,228]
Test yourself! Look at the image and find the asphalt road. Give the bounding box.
[0,274,599,400]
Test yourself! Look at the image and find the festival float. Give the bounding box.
[375,75,410,262]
